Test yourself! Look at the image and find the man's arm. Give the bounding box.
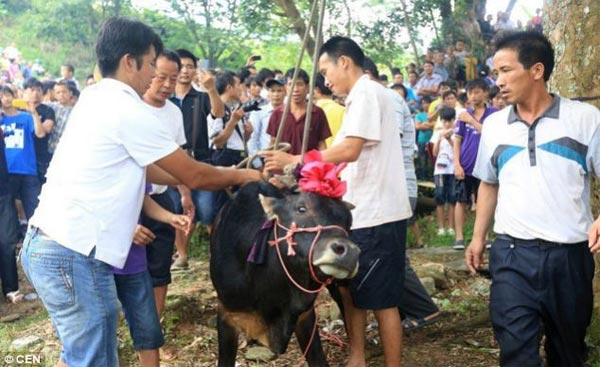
[200,72,225,118]
[465,182,498,273]
[147,164,180,186]
[453,134,464,179]
[459,111,483,132]
[28,109,46,138]
[211,107,244,148]
[155,148,262,191]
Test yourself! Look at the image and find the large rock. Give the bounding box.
[245,346,275,362]
[414,262,451,289]
[9,335,42,351]
[408,247,467,264]
[420,277,436,296]
[467,277,491,297]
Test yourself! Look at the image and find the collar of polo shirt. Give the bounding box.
[508,93,561,124]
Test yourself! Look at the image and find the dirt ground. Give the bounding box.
[0,257,499,367]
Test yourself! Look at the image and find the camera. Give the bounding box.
[242,100,261,113]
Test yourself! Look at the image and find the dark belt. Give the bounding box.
[216,148,246,157]
[496,234,586,247]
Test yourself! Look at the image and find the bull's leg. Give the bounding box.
[295,308,329,367]
[217,314,239,367]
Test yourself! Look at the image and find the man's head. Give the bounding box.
[245,75,262,99]
[61,64,74,79]
[423,61,434,76]
[392,68,404,84]
[391,83,407,100]
[420,95,432,111]
[256,68,275,88]
[318,36,365,95]
[489,86,507,110]
[285,68,310,104]
[434,51,445,65]
[145,50,181,106]
[175,48,197,86]
[465,78,490,107]
[493,31,554,105]
[1,86,15,109]
[95,17,163,96]
[437,81,452,97]
[362,57,379,81]
[408,71,418,85]
[442,90,457,108]
[24,78,44,105]
[215,71,242,102]
[439,107,456,127]
[266,78,286,107]
[54,81,73,106]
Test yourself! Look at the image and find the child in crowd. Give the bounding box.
[489,86,507,110]
[414,95,433,180]
[113,184,191,367]
[431,107,457,236]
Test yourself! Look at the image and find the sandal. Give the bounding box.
[6,290,24,304]
[402,312,441,333]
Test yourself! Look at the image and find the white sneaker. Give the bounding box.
[437,228,446,236]
[447,228,455,236]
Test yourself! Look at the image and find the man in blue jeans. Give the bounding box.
[22,17,261,366]
[467,31,600,366]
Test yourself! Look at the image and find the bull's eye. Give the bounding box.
[297,205,307,214]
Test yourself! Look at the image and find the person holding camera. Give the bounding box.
[267,68,331,154]
[208,71,253,211]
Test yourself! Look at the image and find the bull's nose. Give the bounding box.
[330,242,348,256]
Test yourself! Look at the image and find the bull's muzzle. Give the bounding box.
[312,240,360,279]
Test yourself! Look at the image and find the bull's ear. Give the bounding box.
[342,200,355,210]
[259,194,279,220]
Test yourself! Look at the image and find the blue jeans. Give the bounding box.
[21,227,120,366]
[167,187,216,225]
[114,271,164,351]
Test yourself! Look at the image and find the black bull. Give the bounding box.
[210,181,360,366]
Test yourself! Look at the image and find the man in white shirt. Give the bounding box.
[21,18,261,367]
[262,36,411,367]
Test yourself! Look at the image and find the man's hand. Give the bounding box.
[170,214,192,235]
[455,163,465,180]
[229,106,245,124]
[133,225,156,246]
[459,111,476,125]
[588,217,600,252]
[466,237,486,274]
[181,192,195,221]
[198,70,215,92]
[261,150,300,173]
[240,168,264,184]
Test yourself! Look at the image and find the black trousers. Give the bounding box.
[489,235,594,367]
[0,194,19,296]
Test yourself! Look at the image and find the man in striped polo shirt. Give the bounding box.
[466,31,600,366]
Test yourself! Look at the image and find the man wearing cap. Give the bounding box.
[247,77,286,168]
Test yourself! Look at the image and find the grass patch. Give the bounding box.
[188,225,211,261]
[407,208,476,248]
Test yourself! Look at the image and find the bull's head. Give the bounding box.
[259,191,360,280]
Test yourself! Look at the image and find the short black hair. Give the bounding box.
[86,74,95,81]
[379,74,388,82]
[272,69,283,75]
[215,71,238,95]
[465,78,490,92]
[159,49,182,71]
[458,92,468,105]
[245,75,259,87]
[421,95,433,104]
[315,73,332,95]
[42,80,56,94]
[423,60,434,66]
[175,48,197,69]
[439,107,456,121]
[256,68,274,86]
[391,83,407,97]
[95,17,163,77]
[319,36,365,69]
[391,67,401,76]
[237,67,251,84]
[489,85,501,99]
[1,86,15,97]
[62,64,74,73]
[409,71,419,77]
[285,68,310,84]
[442,90,457,100]
[25,77,43,90]
[494,30,555,81]
[438,81,451,90]
[362,57,379,79]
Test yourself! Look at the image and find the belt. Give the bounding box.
[216,148,246,157]
[496,234,586,247]
[29,226,54,241]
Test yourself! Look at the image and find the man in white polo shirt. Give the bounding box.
[21,17,261,366]
[466,31,600,366]
[263,36,411,367]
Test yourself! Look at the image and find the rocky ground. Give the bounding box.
[0,246,504,367]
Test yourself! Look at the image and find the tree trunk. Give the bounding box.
[398,0,421,66]
[545,0,600,308]
[273,0,316,58]
[505,0,517,17]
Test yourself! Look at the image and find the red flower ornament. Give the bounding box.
[298,150,347,199]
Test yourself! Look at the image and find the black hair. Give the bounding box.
[95,17,163,77]
[391,67,401,76]
[438,81,451,90]
[285,68,310,84]
[458,92,468,105]
[489,85,501,99]
[439,107,456,121]
[465,78,490,92]
[423,60,434,66]
[494,30,555,81]
[42,80,56,95]
[442,90,457,100]
[379,74,388,82]
[62,64,74,73]
[159,49,182,71]
[256,68,274,86]
[65,80,79,96]
[245,75,259,87]
[409,70,419,77]
[175,48,198,69]
[391,83,408,97]
[445,79,458,91]
[421,95,433,104]
[237,67,251,84]
[215,71,238,95]
[319,36,365,69]
[272,69,283,75]
[316,73,332,95]
[1,86,15,97]
[24,77,43,90]
[362,57,379,79]
[86,74,95,81]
